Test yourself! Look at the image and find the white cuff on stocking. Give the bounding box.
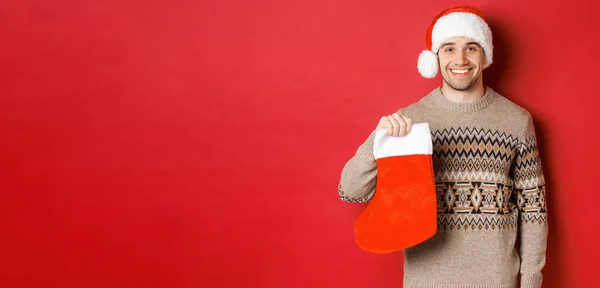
[373,123,433,159]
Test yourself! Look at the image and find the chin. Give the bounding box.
[443,76,481,92]
[445,80,476,91]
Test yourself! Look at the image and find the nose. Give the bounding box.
[454,51,469,65]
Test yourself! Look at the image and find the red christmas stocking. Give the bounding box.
[354,123,437,254]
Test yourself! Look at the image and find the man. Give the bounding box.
[338,6,548,288]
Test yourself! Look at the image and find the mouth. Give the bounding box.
[448,68,473,78]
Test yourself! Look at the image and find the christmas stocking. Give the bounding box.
[354,123,437,254]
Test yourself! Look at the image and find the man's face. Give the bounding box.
[437,37,486,91]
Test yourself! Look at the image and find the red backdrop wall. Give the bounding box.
[1,0,599,287]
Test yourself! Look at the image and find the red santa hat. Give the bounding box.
[417,6,493,78]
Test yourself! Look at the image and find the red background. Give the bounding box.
[1,0,599,287]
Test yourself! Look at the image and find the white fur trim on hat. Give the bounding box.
[431,12,493,68]
[417,50,439,78]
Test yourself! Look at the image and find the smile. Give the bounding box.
[450,69,470,74]
[449,68,473,77]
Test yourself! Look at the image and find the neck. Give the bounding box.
[440,81,486,103]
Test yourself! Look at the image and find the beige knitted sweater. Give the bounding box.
[338,87,548,288]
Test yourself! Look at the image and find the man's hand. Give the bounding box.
[376,113,413,136]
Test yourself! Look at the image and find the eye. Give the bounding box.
[467,46,478,52]
[444,47,454,53]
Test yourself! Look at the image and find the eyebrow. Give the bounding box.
[466,42,482,48]
[440,42,455,49]
[440,42,482,49]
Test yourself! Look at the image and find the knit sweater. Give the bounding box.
[338,86,548,288]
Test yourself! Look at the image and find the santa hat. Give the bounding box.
[417,6,493,78]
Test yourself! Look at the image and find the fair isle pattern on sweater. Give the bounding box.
[431,127,547,231]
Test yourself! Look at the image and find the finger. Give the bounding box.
[392,113,407,136]
[379,117,392,135]
[387,115,399,136]
[402,116,413,135]
[376,116,387,131]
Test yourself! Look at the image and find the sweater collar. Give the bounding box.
[430,86,496,112]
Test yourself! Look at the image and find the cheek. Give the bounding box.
[437,57,449,69]
[474,53,486,67]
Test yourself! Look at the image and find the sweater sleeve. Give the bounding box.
[338,130,378,203]
[512,115,548,288]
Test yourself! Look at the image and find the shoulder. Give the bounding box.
[394,91,435,116]
[489,88,536,137]
[490,88,532,122]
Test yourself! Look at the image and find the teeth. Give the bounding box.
[451,69,469,74]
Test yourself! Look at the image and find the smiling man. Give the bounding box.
[338,5,548,288]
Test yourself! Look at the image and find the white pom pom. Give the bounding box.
[417,50,439,78]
